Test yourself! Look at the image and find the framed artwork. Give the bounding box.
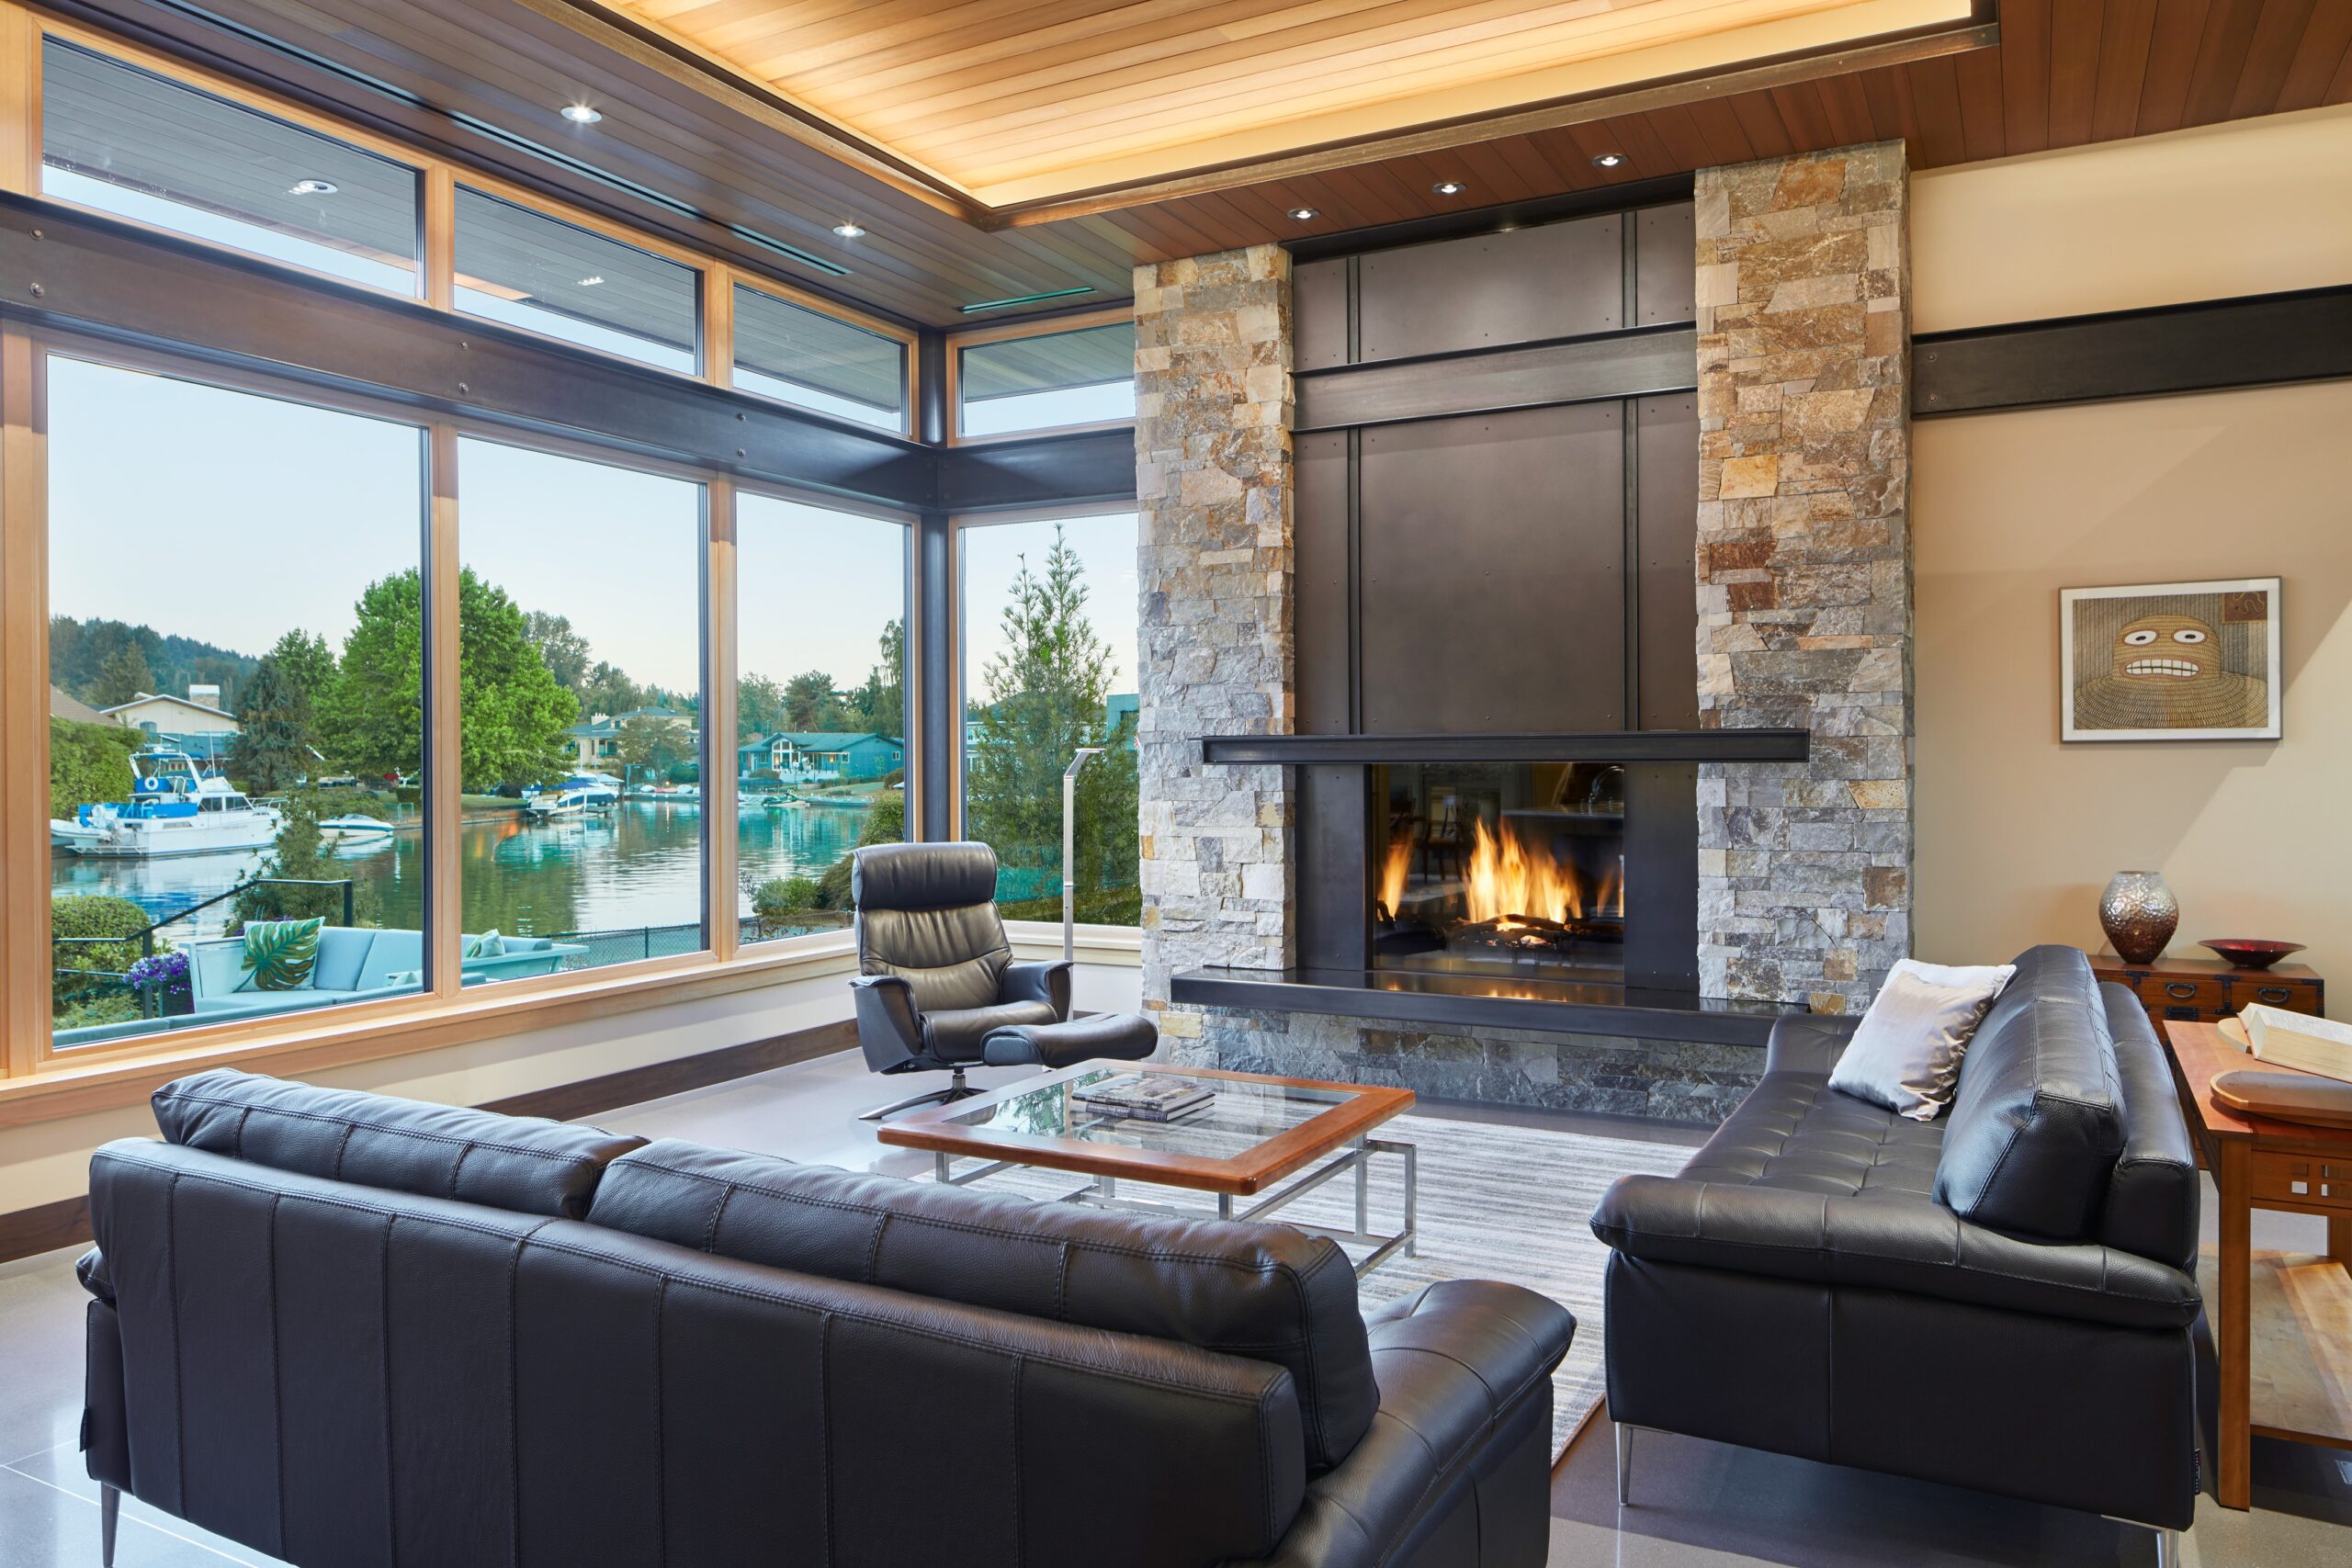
[2061,578,2282,742]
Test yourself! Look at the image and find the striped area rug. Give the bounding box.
[980,1111,1696,1456]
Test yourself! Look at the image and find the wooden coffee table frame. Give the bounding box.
[877,1063,1420,1278]
[2163,1021,2352,1509]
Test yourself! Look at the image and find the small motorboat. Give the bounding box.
[51,818,107,850]
[318,815,397,852]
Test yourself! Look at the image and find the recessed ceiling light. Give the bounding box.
[287,179,337,197]
[1431,180,1467,196]
[831,220,866,238]
[560,103,603,125]
[1287,207,1318,221]
[576,275,605,287]
[1591,152,1626,169]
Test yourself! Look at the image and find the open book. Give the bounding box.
[2219,1006,2352,1086]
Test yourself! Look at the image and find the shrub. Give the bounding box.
[51,895,159,1015]
[752,876,823,924]
[816,789,906,909]
[50,717,140,818]
[54,995,139,1031]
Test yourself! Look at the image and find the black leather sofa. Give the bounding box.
[1591,945,2201,1562]
[79,1068,1573,1568]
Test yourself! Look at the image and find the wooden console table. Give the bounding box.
[2096,954,2324,1032]
[2162,1021,2352,1509]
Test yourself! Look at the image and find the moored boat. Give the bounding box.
[58,750,283,858]
[319,815,397,852]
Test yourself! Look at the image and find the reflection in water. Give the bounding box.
[53,800,870,943]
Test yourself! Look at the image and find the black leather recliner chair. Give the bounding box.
[79,1068,1575,1568]
[848,840,1152,1120]
[1591,945,2200,1564]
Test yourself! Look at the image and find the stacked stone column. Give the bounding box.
[1132,244,1295,1059]
[1693,141,1915,1013]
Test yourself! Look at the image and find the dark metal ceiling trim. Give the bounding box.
[937,427,1138,513]
[1198,730,1811,764]
[1914,286,2352,416]
[1170,966,1794,1046]
[0,195,933,507]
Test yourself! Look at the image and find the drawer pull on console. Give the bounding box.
[2258,987,2292,1005]
[2165,983,2199,999]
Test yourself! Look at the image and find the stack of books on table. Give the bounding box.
[1072,1074,1216,1122]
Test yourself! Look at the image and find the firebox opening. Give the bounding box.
[1372,762,1628,985]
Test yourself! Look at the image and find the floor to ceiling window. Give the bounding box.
[734,494,910,943]
[959,511,1140,923]
[456,438,707,970]
[46,355,430,1048]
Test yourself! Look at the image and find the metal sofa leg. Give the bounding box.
[857,1067,976,1122]
[99,1483,119,1567]
[1615,1424,1634,1506]
[2153,1527,2179,1568]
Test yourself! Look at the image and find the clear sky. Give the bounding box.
[962,511,1141,703]
[738,493,907,696]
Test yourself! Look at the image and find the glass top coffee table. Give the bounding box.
[876,1063,1419,1277]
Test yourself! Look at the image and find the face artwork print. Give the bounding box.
[2062,581,2281,741]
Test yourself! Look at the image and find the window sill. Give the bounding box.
[0,933,859,1131]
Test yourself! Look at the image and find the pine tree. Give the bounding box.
[962,526,1138,914]
[92,643,153,709]
[229,657,310,791]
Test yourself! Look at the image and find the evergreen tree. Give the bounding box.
[92,643,153,708]
[266,630,339,726]
[321,568,579,789]
[228,657,310,791]
[848,618,906,738]
[525,611,594,691]
[579,661,644,720]
[962,526,1138,913]
[783,670,847,731]
[739,673,786,738]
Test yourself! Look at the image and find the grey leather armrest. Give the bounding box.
[1000,958,1073,1017]
[76,1247,113,1304]
[1764,1013,1860,1077]
[1249,1280,1574,1568]
[1590,1174,2200,1331]
[849,974,922,1064]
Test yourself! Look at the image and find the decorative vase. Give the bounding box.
[2099,872,2178,964]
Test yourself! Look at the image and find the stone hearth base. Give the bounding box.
[1170,1009,1763,1125]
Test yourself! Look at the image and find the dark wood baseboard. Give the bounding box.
[0,1194,94,1268]
[0,1016,859,1266]
[481,1018,857,1122]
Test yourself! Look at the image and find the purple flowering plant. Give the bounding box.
[126,950,192,1013]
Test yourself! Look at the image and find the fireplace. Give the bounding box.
[1372,762,1628,985]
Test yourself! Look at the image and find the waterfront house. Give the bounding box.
[99,688,240,762]
[563,705,696,770]
[737,730,901,782]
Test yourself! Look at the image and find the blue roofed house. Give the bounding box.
[737,731,902,782]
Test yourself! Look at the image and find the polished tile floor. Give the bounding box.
[4,1048,2347,1566]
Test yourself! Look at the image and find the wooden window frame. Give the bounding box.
[944,307,1136,446]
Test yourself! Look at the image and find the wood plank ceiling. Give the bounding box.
[55,0,2352,325]
[588,0,1973,206]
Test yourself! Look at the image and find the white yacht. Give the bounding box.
[54,750,283,858]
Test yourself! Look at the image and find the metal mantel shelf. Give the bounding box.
[1196,729,1811,765]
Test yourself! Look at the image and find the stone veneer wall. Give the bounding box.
[1133,244,1296,1058]
[1694,141,1915,1015]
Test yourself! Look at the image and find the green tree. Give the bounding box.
[49,717,140,818]
[962,526,1138,915]
[51,894,160,1019]
[815,789,906,909]
[846,618,906,738]
[525,610,594,691]
[580,661,644,719]
[232,792,384,931]
[782,670,847,731]
[92,643,153,709]
[614,714,690,780]
[739,673,786,738]
[321,568,579,789]
[229,657,311,791]
[267,629,339,724]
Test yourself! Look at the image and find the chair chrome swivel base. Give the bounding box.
[857,1066,980,1122]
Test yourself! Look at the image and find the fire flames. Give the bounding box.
[1376,835,1413,919]
[1463,818,1589,926]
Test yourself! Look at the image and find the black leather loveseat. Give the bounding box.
[1591,945,2201,1559]
[79,1068,1572,1568]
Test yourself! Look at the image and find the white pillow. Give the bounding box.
[1828,960,2018,1122]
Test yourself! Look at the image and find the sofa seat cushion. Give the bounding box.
[1933,945,2127,1240]
[153,1068,646,1219]
[586,1138,1375,1472]
[1589,1174,2200,1330]
[1677,1070,1945,1202]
